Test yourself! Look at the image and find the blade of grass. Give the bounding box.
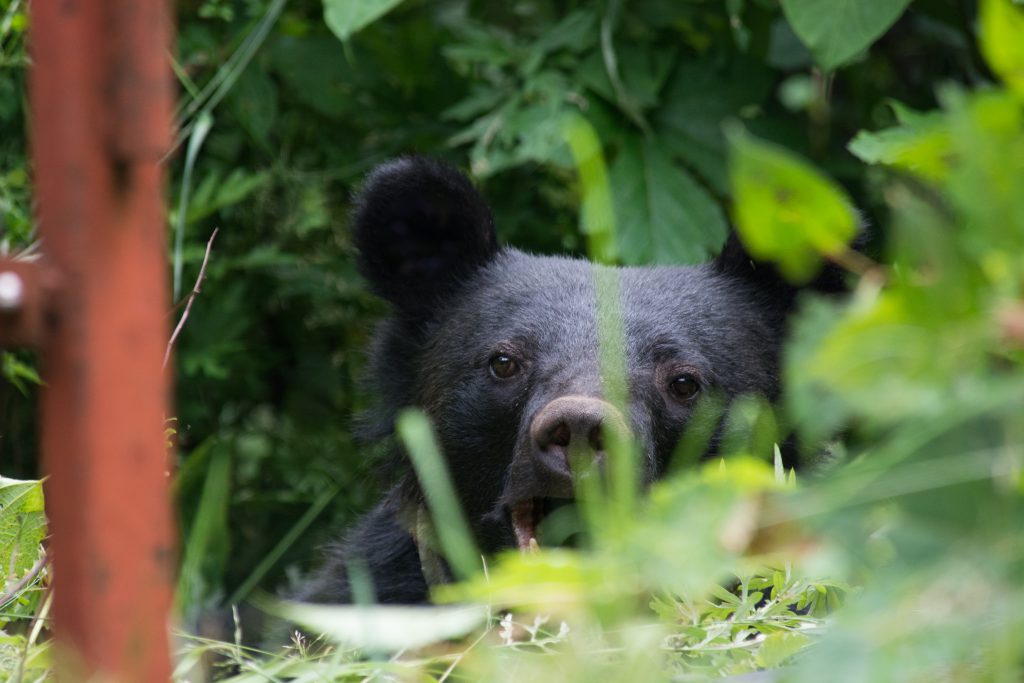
[396,409,480,581]
[172,111,213,301]
[176,447,231,616]
[170,0,286,157]
[226,484,340,606]
[564,114,638,523]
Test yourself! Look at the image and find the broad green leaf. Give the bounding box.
[0,478,46,583]
[656,56,774,194]
[980,0,1024,99]
[611,135,728,265]
[780,0,913,71]
[269,35,357,118]
[847,104,952,181]
[434,550,592,609]
[274,601,487,651]
[530,10,597,60]
[578,44,677,111]
[727,126,857,283]
[323,0,405,43]
[230,65,278,147]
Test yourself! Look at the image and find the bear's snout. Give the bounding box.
[529,396,631,476]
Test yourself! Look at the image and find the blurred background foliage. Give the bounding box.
[3,0,1024,680]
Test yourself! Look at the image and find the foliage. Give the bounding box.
[0,477,49,681]
[3,0,1024,681]
[780,0,915,71]
[0,478,44,581]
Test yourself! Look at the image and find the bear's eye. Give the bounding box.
[668,373,700,401]
[489,353,520,380]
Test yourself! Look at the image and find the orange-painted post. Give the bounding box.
[29,1,175,680]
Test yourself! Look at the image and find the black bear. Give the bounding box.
[298,156,847,605]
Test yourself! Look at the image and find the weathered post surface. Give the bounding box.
[26,1,175,679]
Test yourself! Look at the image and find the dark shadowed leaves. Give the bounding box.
[656,56,773,194]
[611,135,727,265]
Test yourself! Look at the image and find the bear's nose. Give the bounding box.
[530,396,630,472]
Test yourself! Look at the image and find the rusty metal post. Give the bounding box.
[28,1,175,680]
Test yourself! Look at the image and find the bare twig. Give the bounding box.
[0,551,47,610]
[827,246,888,286]
[164,228,219,369]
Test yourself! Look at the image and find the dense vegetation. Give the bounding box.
[3,0,1024,680]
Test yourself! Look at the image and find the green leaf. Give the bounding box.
[230,65,278,147]
[0,478,46,584]
[847,104,952,182]
[727,126,857,283]
[1,352,41,395]
[186,168,270,223]
[780,0,913,71]
[611,135,728,265]
[757,631,812,668]
[323,0,405,43]
[980,0,1024,99]
[656,55,773,194]
[434,550,593,609]
[269,35,356,118]
[530,10,597,60]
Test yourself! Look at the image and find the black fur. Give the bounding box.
[298,158,851,605]
[352,156,497,318]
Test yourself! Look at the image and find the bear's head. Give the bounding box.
[353,157,846,555]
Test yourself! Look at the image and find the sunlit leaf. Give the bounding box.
[0,478,45,584]
[848,104,952,182]
[274,601,487,651]
[435,550,596,610]
[727,126,857,283]
[980,0,1024,99]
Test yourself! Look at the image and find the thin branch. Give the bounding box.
[0,551,47,610]
[827,246,888,287]
[164,228,219,369]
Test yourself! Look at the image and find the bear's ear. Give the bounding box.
[713,231,853,299]
[352,157,498,314]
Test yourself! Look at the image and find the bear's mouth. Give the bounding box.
[508,497,576,551]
